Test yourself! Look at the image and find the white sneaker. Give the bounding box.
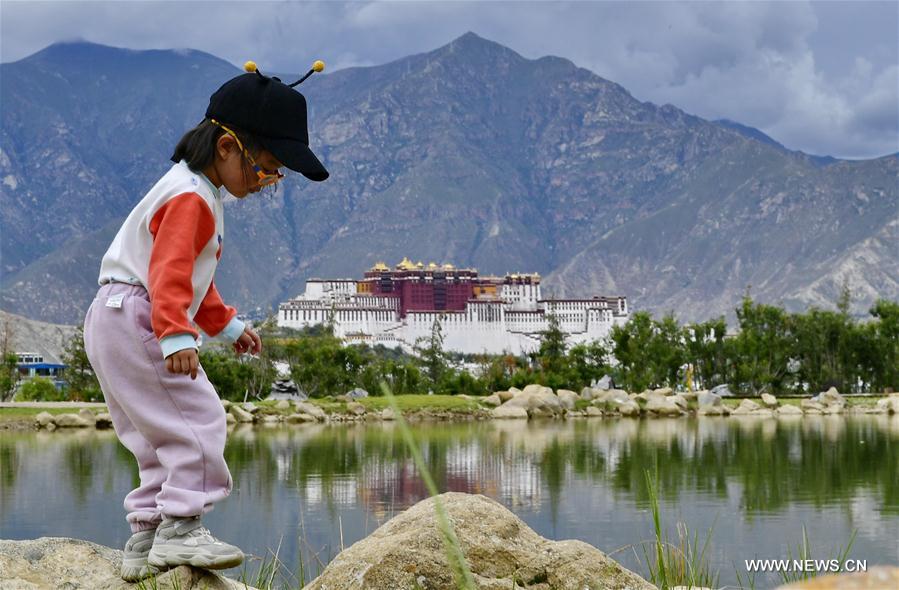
[121,528,157,581]
[146,516,244,570]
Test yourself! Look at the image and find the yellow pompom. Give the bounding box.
[244,61,257,73]
[312,60,325,73]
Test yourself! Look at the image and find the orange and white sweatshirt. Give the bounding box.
[98,160,245,358]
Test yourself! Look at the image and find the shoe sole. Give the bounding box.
[121,558,164,582]
[147,548,244,570]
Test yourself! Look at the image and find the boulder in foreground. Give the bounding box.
[302,492,654,590]
[0,537,255,590]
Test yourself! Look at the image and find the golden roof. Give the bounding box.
[428,262,438,269]
[443,263,455,270]
[371,261,389,272]
[397,257,416,270]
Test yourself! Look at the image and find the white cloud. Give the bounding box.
[1,1,896,158]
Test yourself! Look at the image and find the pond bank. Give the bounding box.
[3,387,897,431]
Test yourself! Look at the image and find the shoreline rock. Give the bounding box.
[0,537,256,589]
[302,492,654,590]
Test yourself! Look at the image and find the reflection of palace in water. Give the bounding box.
[276,433,546,515]
[321,442,542,517]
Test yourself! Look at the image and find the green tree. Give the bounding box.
[684,317,728,390]
[15,377,65,401]
[567,340,612,390]
[0,319,18,401]
[287,333,370,397]
[537,312,568,380]
[868,299,899,391]
[62,326,101,401]
[730,295,795,394]
[414,315,449,392]
[609,312,657,391]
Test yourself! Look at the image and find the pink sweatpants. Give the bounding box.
[84,283,232,533]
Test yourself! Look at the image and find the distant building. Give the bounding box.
[278,258,628,355]
[16,352,66,381]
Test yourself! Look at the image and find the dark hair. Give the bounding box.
[171,118,266,173]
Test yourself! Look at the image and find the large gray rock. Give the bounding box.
[618,401,642,417]
[302,493,653,590]
[710,384,735,397]
[229,405,254,423]
[286,413,317,424]
[814,387,846,408]
[731,399,761,415]
[556,390,579,411]
[504,387,563,417]
[496,390,514,403]
[778,404,803,415]
[346,388,369,399]
[0,537,255,590]
[579,386,597,401]
[599,389,631,405]
[347,401,366,416]
[491,405,529,419]
[78,408,97,424]
[34,411,55,427]
[645,397,684,417]
[54,413,93,428]
[801,399,826,413]
[761,393,779,408]
[592,374,615,390]
[520,384,546,396]
[482,393,502,407]
[875,397,899,414]
[697,391,722,408]
[294,401,328,421]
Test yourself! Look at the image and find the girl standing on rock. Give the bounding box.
[83,60,328,581]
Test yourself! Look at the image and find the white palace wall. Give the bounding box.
[278,280,628,355]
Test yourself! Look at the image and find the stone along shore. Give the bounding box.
[19,385,899,431]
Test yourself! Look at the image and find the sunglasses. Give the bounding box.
[210,119,285,187]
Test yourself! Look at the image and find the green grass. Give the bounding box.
[358,394,481,413]
[777,526,858,585]
[639,469,719,590]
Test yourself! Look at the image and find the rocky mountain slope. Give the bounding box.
[1,33,896,324]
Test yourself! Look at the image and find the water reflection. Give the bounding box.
[218,417,899,516]
[1,415,897,587]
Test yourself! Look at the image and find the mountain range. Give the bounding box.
[1,33,897,326]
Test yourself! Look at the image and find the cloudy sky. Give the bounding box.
[2,1,896,159]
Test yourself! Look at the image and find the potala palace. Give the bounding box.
[277,258,629,355]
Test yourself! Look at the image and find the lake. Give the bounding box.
[1,415,897,588]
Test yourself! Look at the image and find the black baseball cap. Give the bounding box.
[206,71,329,182]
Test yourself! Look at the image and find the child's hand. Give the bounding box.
[234,326,262,356]
[166,348,199,380]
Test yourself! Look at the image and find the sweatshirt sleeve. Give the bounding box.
[194,280,245,341]
[147,192,215,357]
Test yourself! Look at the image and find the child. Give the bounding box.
[83,60,328,581]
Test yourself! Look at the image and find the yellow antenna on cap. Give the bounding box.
[289,60,325,87]
[243,61,258,73]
